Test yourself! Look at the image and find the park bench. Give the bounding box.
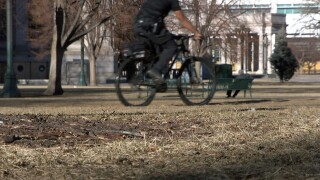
[214,64,254,98]
[148,64,253,98]
[215,78,253,98]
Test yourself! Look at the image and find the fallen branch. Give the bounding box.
[106,130,144,138]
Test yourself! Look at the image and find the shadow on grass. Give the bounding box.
[0,88,119,107]
[141,133,320,179]
[15,87,115,97]
[32,133,319,179]
[210,99,275,106]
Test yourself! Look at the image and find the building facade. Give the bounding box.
[216,0,319,75]
[0,0,49,83]
[0,0,113,85]
[217,12,286,75]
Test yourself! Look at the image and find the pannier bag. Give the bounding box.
[120,41,150,60]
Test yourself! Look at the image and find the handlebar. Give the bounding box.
[173,34,203,49]
[172,34,195,53]
[173,34,194,41]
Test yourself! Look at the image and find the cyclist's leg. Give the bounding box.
[147,38,177,92]
[152,39,177,73]
[147,30,177,92]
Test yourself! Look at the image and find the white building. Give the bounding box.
[214,0,319,75]
[249,0,319,36]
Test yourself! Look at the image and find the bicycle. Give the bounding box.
[115,34,216,106]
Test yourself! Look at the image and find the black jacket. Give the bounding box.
[134,0,181,44]
[137,0,181,20]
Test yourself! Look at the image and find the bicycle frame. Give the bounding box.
[157,35,194,81]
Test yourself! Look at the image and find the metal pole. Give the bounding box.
[1,0,20,97]
[78,38,87,86]
[263,34,268,75]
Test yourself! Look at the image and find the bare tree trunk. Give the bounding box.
[89,54,96,86]
[44,49,64,95]
[44,6,64,95]
[299,62,304,74]
[43,21,64,95]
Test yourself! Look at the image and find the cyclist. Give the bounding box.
[133,0,202,92]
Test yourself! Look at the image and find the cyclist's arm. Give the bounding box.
[174,10,202,40]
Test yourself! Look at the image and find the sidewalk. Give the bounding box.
[0,75,319,99]
[0,80,319,116]
[254,74,320,83]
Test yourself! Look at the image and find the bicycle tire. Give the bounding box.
[177,57,216,105]
[115,58,156,106]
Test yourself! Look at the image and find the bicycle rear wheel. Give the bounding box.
[177,57,216,105]
[115,59,156,106]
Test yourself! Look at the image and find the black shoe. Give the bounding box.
[147,69,167,92]
[155,83,167,93]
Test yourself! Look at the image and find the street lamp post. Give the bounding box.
[263,34,269,75]
[245,28,251,73]
[78,38,87,86]
[1,0,20,97]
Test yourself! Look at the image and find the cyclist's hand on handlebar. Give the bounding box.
[194,32,203,41]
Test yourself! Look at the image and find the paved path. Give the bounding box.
[0,77,319,101]
[0,79,320,113]
[256,74,320,83]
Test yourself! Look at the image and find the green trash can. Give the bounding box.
[215,64,232,78]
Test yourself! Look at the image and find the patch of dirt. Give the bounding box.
[0,113,189,148]
[0,114,138,147]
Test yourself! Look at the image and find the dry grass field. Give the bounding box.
[1,81,320,179]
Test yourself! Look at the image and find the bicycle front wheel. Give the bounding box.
[177,57,216,105]
[115,59,156,106]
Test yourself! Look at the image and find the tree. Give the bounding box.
[108,0,143,51]
[165,0,242,78]
[27,0,53,60]
[289,38,320,74]
[28,0,112,95]
[83,0,143,85]
[270,28,299,82]
[173,0,243,57]
[83,0,110,86]
[299,1,320,29]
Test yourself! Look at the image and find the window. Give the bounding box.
[253,8,271,14]
[293,9,302,13]
[293,4,304,7]
[278,4,291,8]
[277,8,303,14]
[276,3,316,14]
[239,5,253,9]
[255,5,270,8]
[230,4,271,14]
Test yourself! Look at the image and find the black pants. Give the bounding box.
[133,19,177,74]
[227,90,240,97]
[152,39,177,73]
